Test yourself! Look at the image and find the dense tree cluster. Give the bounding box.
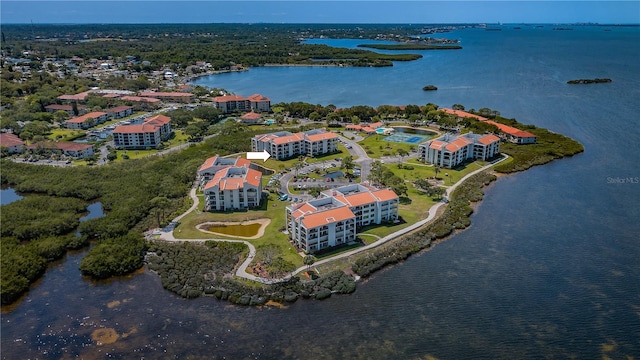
[2,24,424,71]
[146,240,355,304]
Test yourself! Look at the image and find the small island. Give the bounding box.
[422,85,438,91]
[567,78,612,84]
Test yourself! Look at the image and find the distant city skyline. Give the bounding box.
[1,1,639,24]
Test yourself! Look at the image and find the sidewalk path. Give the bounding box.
[155,155,508,284]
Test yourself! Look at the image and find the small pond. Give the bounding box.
[205,223,262,237]
[0,187,23,206]
[325,171,345,179]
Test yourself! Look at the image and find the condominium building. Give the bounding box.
[202,162,263,212]
[65,111,109,129]
[418,132,501,168]
[212,94,271,113]
[286,184,399,253]
[197,155,253,187]
[112,114,172,149]
[440,108,537,144]
[251,129,339,160]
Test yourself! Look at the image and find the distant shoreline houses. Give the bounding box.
[251,129,339,160]
[286,184,399,254]
[197,155,263,212]
[212,94,270,114]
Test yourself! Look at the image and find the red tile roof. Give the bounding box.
[203,166,262,190]
[107,105,133,113]
[113,124,159,134]
[45,104,73,111]
[58,91,92,101]
[0,133,25,147]
[66,112,107,124]
[441,108,489,121]
[27,141,92,152]
[241,112,262,120]
[144,114,171,126]
[120,96,161,103]
[138,92,194,98]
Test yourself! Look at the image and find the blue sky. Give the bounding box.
[1,1,639,24]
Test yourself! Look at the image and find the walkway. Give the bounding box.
[155,153,508,284]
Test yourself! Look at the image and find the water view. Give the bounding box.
[2,25,639,359]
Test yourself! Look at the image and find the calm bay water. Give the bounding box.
[2,25,640,359]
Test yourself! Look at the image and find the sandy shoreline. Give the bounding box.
[196,219,271,240]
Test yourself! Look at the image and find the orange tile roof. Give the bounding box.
[198,155,220,172]
[273,133,304,145]
[477,134,500,145]
[429,140,447,150]
[344,192,377,207]
[369,121,384,129]
[301,206,355,229]
[485,121,536,138]
[445,137,472,152]
[291,203,317,219]
[305,132,338,142]
[346,125,362,130]
[361,127,376,133]
[244,168,262,187]
[371,188,399,202]
[441,108,489,121]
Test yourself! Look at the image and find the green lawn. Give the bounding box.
[47,128,86,142]
[174,195,303,268]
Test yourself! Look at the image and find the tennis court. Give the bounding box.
[384,133,426,144]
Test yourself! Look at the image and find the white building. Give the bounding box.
[251,129,339,160]
[112,114,172,149]
[286,184,399,253]
[197,155,253,187]
[418,133,500,168]
[202,163,263,212]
